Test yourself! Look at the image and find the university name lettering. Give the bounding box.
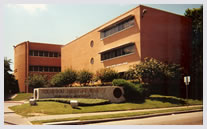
[40,88,105,95]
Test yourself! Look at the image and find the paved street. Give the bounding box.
[88,111,203,125]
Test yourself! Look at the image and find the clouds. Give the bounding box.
[7,4,48,14]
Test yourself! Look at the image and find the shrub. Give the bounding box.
[127,57,183,96]
[50,68,77,87]
[77,70,93,86]
[26,74,48,89]
[50,72,64,87]
[96,68,119,84]
[112,79,150,101]
[128,57,183,83]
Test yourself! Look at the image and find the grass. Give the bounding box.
[31,106,203,125]
[11,93,33,101]
[39,98,110,106]
[9,94,203,117]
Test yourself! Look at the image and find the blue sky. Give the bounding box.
[2,4,202,70]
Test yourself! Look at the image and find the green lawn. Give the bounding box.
[9,95,202,117]
[39,98,110,106]
[11,93,33,101]
[31,106,202,125]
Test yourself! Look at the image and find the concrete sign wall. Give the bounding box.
[34,86,125,103]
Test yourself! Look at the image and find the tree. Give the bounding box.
[50,68,77,87]
[127,57,183,96]
[26,74,48,89]
[96,68,119,84]
[77,70,93,86]
[185,6,203,99]
[4,58,19,99]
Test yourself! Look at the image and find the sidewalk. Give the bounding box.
[4,101,32,125]
[27,105,202,122]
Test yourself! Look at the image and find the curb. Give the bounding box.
[44,109,203,125]
[4,101,25,104]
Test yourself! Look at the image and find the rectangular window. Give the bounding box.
[34,66,38,71]
[29,65,60,72]
[44,51,49,57]
[101,43,135,61]
[100,17,134,39]
[29,50,34,56]
[54,52,58,57]
[29,66,33,71]
[34,51,38,56]
[39,51,43,56]
[49,52,53,57]
[54,67,58,72]
[44,66,49,72]
[39,66,43,72]
[49,67,53,72]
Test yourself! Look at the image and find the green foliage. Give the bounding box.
[185,6,203,99]
[39,98,110,106]
[4,58,19,99]
[112,79,150,101]
[77,70,93,86]
[96,68,119,84]
[10,94,202,117]
[50,68,77,87]
[128,57,183,83]
[26,74,48,89]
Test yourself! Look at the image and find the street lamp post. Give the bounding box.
[184,76,190,99]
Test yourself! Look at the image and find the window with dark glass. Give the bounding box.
[54,67,58,72]
[34,66,38,71]
[29,65,60,72]
[54,52,58,57]
[29,66,33,71]
[100,17,134,39]
[101,44,135,61]
[39,51,43,56]
[29,50,60,58]
[39,66,43,72]
[49,52,53,57]
[44,51,49,57]
[44,66,49,72]
[34,51,38,56]
[29,50,34,56]
[49,67,53,72]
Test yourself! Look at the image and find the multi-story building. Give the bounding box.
[14,41,62,92]
[61,5,192,74]
[14,5,192,93]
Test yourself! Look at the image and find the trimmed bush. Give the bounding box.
[50,72,64,87]
[112,79,150,101]
[77,70,93,86]
[96,68,119,84]
[26,74,48,89]
[50,68,77,87]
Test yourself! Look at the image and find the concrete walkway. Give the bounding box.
[27,105,202,122]
[4,101,32,125]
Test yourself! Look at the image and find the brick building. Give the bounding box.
[14,41,62,92]
[14,5,192,93]
[62,5,192,74]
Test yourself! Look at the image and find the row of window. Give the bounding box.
[29,50,61,58]
[100,17,134,39]
[29,66,61,72]
[101,44,135,61]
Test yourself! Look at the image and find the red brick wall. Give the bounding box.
[140,5,192,74]
[14,41,62,92]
